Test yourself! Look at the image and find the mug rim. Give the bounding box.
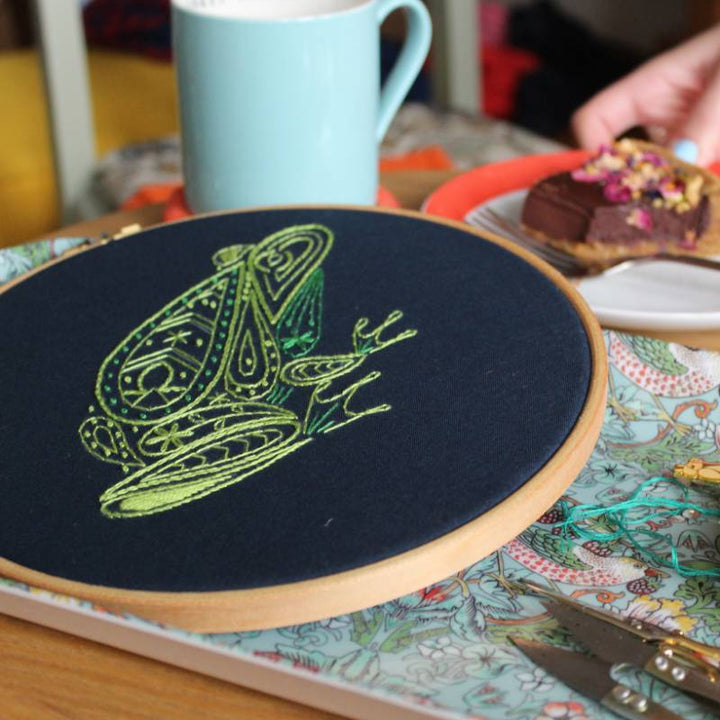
[171,0,375,21]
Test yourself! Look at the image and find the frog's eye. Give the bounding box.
[249,224,333,323]
[212,244,252,269]
[266,250,285,267]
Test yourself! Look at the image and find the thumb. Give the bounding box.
[672,64,720,165]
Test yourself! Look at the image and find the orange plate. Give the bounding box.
[423,150,720,221]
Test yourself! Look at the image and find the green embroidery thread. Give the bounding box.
[79,224,417,518]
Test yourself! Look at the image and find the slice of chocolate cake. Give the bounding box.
[521,139,720,265]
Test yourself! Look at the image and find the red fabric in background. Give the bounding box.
[479,1,540,119]
[480,0,509,47]
[482,45,541,119]
[83,0,172,60]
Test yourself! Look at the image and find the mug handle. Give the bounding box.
[376,0,433,142]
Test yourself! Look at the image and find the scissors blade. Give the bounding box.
[512,637,616,700]
[518,580,720,661]
[513,638,685,720]
[515,580,720,670]
[543,599,656,666]
[544,600,720,709]
[517,580,668,641]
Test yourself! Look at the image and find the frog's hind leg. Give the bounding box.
[303,372,390,435]
[353,310,417,356]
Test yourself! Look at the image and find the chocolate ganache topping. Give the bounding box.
[522,141,710,249]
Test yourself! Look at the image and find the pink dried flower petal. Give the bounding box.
[572,167,604,182]
[640,152,665,167]
[604,182,632,202]
[626,208,653,231]
[658,178,683,200]
[661,187,683,201]
[679,231,698,250]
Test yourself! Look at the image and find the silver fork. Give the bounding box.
[468,206,720,277]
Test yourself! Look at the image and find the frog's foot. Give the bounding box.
[303,371,390,435]
[352,310,417,356]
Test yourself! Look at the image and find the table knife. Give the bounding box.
[513,638,684,720]
[543,599,720,709]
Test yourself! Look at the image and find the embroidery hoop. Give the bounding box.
[0,206,606,631]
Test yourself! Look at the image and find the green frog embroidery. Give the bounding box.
[79,224,417,518]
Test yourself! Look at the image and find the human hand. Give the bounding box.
[572,24,720,165]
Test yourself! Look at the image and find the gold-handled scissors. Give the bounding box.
[513,638,687,720]
[673,458,720,493]
[517,580,720,709]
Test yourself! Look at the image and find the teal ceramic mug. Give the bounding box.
[172,0,432,213]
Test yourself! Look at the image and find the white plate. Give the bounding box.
[466,190,720,331]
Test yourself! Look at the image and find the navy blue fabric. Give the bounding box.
[0,209,592,592]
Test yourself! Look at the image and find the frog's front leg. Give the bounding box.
[280,310,417,388]
[279,310,417,434]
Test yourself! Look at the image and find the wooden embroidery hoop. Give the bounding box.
[0,206,607,632]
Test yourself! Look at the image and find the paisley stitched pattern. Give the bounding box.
[78,225,417,518]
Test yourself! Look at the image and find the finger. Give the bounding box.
[571,24,720,151]
[671,64,720,165]
[571,75,646,149]
[647,125,669,145]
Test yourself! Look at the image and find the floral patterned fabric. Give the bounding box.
[0,237,88,283]
[1,238,718,720]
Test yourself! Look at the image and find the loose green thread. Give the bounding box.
[78,224,417,518]
[556,476,720,578]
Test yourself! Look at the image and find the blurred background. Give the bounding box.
[1,0,719,246]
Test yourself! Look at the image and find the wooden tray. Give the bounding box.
[0,207,606,631]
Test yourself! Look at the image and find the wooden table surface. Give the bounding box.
[4,170,720,720]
